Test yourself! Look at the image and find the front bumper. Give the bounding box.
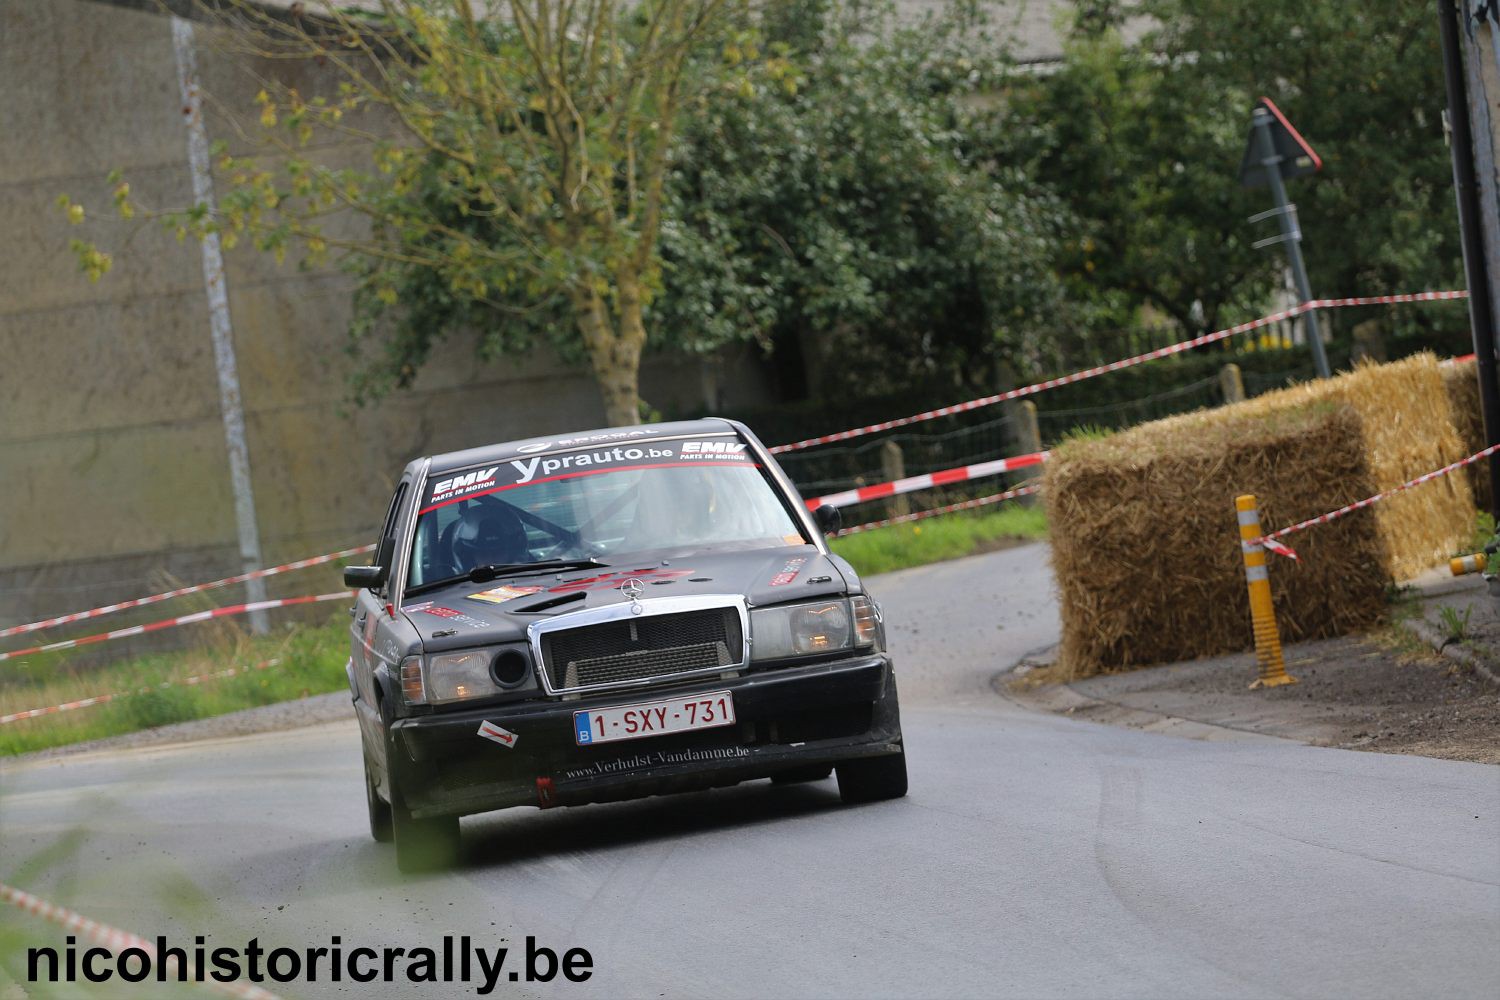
[388,653,902,818]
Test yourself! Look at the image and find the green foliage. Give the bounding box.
[342,0,1070,403]
[984,25,1272,349]
[654,0,1069,397]
[0,618,349,757]
[115,684,200,730]
[70,1,740,425]
[1145,1,1461,302]
[1469,510,1497,554]
[65,0,1467,421]
[1437,604,1473,643]
[985,0,1466,365]
[830,503,1047,577]
[1057,424,1115,446]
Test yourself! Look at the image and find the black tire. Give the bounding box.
[836,752,908,804]
[364,749,393,843]
[382,722,460,872]
[771,764,833,785]
[390,789,460,873]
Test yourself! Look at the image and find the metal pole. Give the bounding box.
[172,16,269,633]
[1252,108,1332,379]
[1439,0,1500,521]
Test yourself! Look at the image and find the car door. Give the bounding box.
[352,477,409,760]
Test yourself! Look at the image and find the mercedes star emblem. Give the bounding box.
[620,577,645,614]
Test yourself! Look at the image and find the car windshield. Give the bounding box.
[406,437,805,589]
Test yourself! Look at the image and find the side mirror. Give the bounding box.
[813,503,842,536]
[344,565,387,589]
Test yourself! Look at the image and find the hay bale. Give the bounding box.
[1046,354,1476,678]
[1442,359,1492,513]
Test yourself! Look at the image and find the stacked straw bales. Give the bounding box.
[1442,359,1491,513]
[1045,354,1476,678]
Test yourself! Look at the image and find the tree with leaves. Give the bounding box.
[652,0,1070,398]
[347,0,1070,404]
[72,0,741,426]
[986,0,1464,355]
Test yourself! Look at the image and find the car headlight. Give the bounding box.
[410,646,535,706]
[751,597,877,661]
[424,649,497,705]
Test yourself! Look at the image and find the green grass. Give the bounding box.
[1466,510,1497,555]
[831,502,1048,577]
[0,615,348,757]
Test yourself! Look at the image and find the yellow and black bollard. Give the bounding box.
[1451,552,1487,576]
[1236,494,1298,689]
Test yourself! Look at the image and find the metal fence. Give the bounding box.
[775,411,1018,496]
[778,358,1326,517]
[1033,374,1224,445]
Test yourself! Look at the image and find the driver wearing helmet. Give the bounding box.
[452,503,529,572]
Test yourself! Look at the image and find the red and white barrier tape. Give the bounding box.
[1305,291,1469,308]
[805,450,1049,510]
[0,658,282,726]
[770,290,1469,454]
[1253,442,1500,561]
[0,544,374,641]
[0,883,281,1000]
[838,484,1042,536]
[0,593,350,664]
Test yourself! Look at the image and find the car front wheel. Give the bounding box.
[836,752,908,804]
[390,786,460,873]
[364,749,393,843]
[382,726,460,872]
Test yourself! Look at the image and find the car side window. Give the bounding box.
[373,481,408,595]
[411,502,464,587]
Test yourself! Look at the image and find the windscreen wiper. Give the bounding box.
[404,559,608,598]
[467,559,607,583]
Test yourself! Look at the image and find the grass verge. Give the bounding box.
[831,502,1047,577]
[1464,510,1497,555]
[0,615,348,757]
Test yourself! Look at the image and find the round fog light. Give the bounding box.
[491,649,530,687]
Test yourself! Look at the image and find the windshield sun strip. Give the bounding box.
[416,460,765,516]
[425,431,741,497]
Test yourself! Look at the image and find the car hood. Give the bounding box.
[400,545,852,652]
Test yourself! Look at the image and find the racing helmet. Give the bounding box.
[452,504,528,570]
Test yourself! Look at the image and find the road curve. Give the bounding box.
[3,543,1497,999]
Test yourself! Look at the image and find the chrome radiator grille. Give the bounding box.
[540,607,743,693]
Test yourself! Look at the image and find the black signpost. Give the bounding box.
[1240,97,1332,379]
[1438,0,1500,526]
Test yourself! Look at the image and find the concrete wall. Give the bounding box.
[0,0,772,633]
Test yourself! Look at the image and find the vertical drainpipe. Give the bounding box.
[171,15,269,632]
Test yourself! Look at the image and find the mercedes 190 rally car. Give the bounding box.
[344,418,906,871]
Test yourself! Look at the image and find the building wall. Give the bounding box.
[0,0,771,631]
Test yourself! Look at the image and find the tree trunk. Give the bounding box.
[571,278,646,427]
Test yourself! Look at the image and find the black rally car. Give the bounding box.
[344,418,906,871]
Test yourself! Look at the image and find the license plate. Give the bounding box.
[573,690,736,747]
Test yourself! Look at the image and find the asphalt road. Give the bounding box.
[3,543,1498,999]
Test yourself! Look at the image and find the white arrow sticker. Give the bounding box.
[477,720,519,749]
